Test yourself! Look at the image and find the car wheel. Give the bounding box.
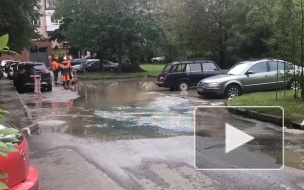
[289,80,301,90]
[16,84,24,93]
[225,85,241,99]
[179,81,189,91]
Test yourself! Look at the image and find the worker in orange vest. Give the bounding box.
[51,57,59,85]
[60,57,71,89]
[64,54,73,81]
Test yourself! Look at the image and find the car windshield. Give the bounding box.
[227,62,252,75]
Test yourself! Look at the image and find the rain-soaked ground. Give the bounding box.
[13,78,304,189]
[22,79,214,139]
[18,78,304,169]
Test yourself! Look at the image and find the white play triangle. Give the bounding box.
[225,123,254,153]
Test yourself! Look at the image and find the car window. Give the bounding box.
[269,61,289,71]
[24,64,46,71]
[248,62,268,74]
[186,64,190,72]
[203,62,218,71]
[162,64,171,73]
[172,64,186,73]
[190,63,202,72]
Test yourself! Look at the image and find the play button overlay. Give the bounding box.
[194,106,284,170]
[225,123,254,153]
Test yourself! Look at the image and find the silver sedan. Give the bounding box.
[197,59,301,98]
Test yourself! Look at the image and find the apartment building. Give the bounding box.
[37,0,62,47]
[0,0,62,65]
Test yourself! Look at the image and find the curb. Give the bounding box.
[20,123,39,136]
[15,91,40,135]
[15,91,33,119]
[227,108,283,127]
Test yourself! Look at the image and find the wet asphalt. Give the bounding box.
[10,78,304,189]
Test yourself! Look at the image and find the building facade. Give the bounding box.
[0,0,62,65]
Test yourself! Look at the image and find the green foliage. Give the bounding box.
[0,0,40,52]
[54,0,165,66]
[0,115,20,190]
[228,90,304,117]
[0,34,18,55]
[140,64,164,76]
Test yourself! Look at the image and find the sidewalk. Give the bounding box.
[0,79,32,129]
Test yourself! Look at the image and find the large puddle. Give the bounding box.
[26,79,208,139]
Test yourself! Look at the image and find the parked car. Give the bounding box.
[70,59,83,66]
[0,115,39,190]
[3,61,13,74]
[151,56,165,63]
[72,63,85,72]
[15,62,52,92]
[156,60,226,91]
[85,59,101,72]
[8,61,20,80]
[1,60,13,67]
[102,60,119,71]
[72,59,119,72]
[197,59,298,98]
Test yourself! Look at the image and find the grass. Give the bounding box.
[77,64,165,80]
[140,63,165,76]
[228,90,304,118]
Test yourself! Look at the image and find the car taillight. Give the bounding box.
[45,68,50,73]
[163,74,168,81]
[20,69,25,74]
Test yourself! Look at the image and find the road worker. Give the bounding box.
[51,57,59,85]
[60,57,71,89]
[64,54,73,82]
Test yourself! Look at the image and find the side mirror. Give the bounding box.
[214,68,219,71]
[245,71,254,75]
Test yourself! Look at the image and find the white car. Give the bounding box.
[151,56,165,63]
[1,60,13,67]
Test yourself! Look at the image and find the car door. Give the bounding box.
[268,61,287,89]
[103,60,111,70]
[242,61,270,92]
[186,63,204,86]
[202,62,222,78]
[170,63,187,86]
[92,61,101,71]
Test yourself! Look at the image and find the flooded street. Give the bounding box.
[15,79,304,190]
[22,79,211,139]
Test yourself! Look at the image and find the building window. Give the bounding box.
[51,15,62,25]
[45,0,56,9]
[33,19,41,26]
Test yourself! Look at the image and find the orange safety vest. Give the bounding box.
[60,61,71,75]
[51,61,59,71]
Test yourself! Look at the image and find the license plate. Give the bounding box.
[197,87,203,92]
[160,76,163,80]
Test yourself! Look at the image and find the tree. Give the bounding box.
[0,0,40,52]
[54,0,165,69]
